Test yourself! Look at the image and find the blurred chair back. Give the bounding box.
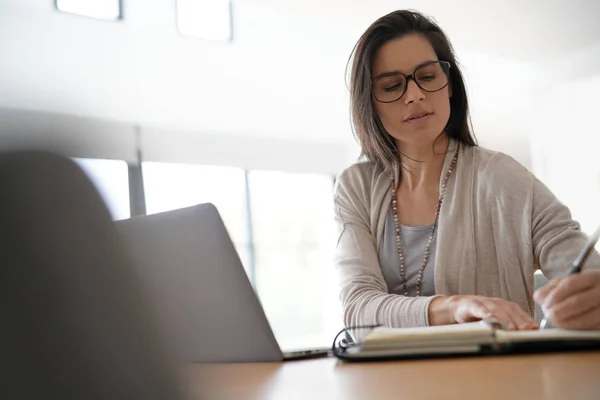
[0,151,186,399]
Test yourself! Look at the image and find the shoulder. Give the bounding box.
[334,160,391,217]
[335,160,385,196]
[470,145,535,191]
[471,146,529,174]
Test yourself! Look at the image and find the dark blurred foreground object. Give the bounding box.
[0,151,186,399]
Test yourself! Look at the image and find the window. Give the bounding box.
[73,158,130,220]
[55,0,122,20]
[247,171,340,350]
[141,162,252,273]
[142,163,341,349]
[177,0,233,42]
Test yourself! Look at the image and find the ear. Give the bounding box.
[448,81,453,98]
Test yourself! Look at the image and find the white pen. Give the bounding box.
[540,225,600,330]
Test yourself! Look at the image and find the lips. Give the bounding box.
[404,111,432,122]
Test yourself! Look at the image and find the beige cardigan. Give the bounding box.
[333,139,600,328]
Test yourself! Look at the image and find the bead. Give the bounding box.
[390,144,459,297]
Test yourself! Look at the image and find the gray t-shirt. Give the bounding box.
[378,205,436,297]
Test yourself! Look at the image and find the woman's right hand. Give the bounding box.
[429,295,539,330]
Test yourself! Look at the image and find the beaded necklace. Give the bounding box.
[390,144,459,296]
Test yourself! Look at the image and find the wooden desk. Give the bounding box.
[186,352,600,399]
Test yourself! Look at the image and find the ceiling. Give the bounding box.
[253,0,600,64]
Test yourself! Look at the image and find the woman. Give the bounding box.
[334,9,600,331]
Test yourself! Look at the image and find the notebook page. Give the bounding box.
[363,321,494,347]
[495,329,600,343]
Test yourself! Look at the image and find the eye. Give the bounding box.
[418,74,437,82]
[378,77,405,92]
[384,83,403,92]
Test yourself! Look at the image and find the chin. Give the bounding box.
[391,129,445,147]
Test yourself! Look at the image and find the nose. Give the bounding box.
[404,78,425,104]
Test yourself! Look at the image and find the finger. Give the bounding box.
[534,277,563,305]
[482,299,519,330]
[484,299,538,331]
[546,287,599,326]
[456,298,490,323]
[543,273,598,309]
[507,302,539,330]
[470,298,493,320]
[552,304,600,330]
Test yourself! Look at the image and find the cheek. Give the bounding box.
[434,95,451,116]
[435,92,452,124]
[374,102,404,128]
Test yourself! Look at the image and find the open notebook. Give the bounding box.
[332,320,600,361]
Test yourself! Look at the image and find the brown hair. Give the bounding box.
[347,9,477,171]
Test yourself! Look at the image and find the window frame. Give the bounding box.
[54,0,124,21]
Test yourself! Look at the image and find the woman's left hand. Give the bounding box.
[534,270,600,330]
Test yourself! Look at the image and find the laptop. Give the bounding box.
[116,203,330,362]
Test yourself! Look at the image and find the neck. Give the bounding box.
[396,136,449,191]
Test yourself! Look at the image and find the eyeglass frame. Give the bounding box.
[371,60,452,103]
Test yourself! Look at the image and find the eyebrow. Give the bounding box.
[373,59,439,80]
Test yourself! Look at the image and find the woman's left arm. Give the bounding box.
[531,176,600,329]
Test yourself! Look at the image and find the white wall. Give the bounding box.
[0,0,352,141]
[0,107,354,174]
[529,73,600,235]
[0,0,359,172]
[0,108,138,161]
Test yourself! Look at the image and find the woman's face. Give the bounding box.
[372,34,451,147]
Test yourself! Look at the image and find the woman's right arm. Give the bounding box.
[333,174,440,328]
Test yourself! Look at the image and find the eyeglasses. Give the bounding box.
[372,61,451,103]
